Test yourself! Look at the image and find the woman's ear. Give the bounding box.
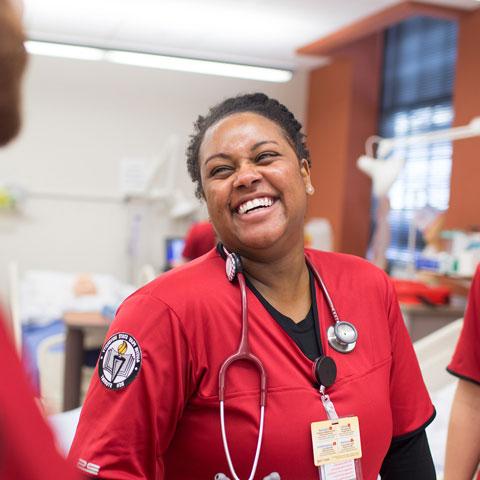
[300,159,314,195]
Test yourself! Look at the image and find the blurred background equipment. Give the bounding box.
[358,116,480,273]
[12,269,135,413]
[304,218,333,252]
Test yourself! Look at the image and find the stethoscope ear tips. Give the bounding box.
[225,251,243,282]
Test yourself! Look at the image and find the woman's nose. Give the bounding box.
[232,162,261,189]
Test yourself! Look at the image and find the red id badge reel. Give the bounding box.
[311,358,363,480]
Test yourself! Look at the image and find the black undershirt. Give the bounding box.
[246,268,322,361]
[246,268,436,480]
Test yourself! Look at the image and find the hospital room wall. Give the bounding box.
[305,6,480,255]
[305,33,383,257]
[0,55,308,297]
[446,7,480,231]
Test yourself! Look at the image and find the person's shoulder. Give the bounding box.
[133,248,225,305]
[306,249,390,287]
[111,250,224,333]
[306,248,384,272]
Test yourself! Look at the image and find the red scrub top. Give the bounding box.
[447,266,480,383]
[182,221,216,260]
[69,249,434,480]
[0,314,80,480]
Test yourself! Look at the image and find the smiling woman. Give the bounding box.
[199,111,312,262]
[70,93,436,480]
[187,93,310,200]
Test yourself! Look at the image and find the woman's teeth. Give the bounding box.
[237,197,274,215]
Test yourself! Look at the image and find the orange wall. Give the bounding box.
[307,59,352,251]
[446,8,480,230]
[306,33,383,255]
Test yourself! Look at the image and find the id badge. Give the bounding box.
[319,459,362,480]
[311,416,363,480]
[312,386,363,480]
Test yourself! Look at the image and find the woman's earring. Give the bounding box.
[306,184,315,195]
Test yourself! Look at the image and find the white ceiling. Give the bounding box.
[24,0,479,70]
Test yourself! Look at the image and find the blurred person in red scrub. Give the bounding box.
[182,220,216,261]
[0,1,81,478]
[445,265,480,480]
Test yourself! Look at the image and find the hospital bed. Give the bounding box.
[11,268,134,412]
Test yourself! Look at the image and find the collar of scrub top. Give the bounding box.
[243,264,324,359]
[305,256,358,354]
[216,243,357,353]
[215,244,352,480]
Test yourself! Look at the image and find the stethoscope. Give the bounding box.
[216,246,358,480]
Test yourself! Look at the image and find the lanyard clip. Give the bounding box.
[319,385,339,421]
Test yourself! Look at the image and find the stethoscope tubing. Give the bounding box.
[305,257,341,324]
[218,273,267,406]
[220,401,265,480]
[218,253,349,480]
[218,272,267,480]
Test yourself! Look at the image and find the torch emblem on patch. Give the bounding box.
[98,333,142,390]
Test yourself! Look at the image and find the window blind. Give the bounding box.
[378,16,458,264]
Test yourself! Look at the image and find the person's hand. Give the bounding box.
[444,379,480,479]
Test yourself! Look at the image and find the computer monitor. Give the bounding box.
[165,237,185,270]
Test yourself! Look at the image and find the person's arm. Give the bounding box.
[444,379,480,480]
[68,293,194,479]
[380,429,435,479]
[445,268,480,479]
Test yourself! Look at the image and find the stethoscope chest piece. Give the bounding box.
[327,321,358,353]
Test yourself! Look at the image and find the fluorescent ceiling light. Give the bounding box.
[25,41,104,61]
[24,40,292,83]
[105,51,292,83]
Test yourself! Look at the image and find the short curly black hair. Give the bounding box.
[186,92,310,198]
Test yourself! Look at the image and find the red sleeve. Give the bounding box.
[386,278,435,438]
[447,266,480,384]
[68,293,194,479]
[0,316,80,480]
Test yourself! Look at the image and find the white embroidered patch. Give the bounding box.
[78,458,101,476]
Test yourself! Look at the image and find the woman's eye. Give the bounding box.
[210,165,232,177]
[256,151,278,162]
